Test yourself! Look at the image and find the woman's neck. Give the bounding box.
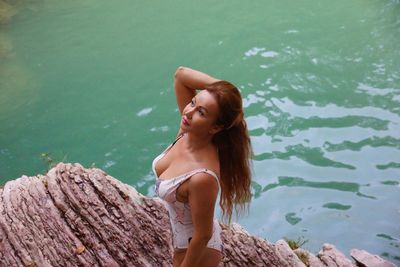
[184,132,213,152]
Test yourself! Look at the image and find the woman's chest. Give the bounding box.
[155,150,198,180]
[157,178,190,203]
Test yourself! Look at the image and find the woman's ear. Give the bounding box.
[209,124,224,135]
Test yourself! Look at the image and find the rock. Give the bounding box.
[0,163,173,267]
[350,249,397,267]
[0,162,397,267]
[318,244,356,267]
[220,223,287,266]
[294,248,326,267]
[275,239,307,267]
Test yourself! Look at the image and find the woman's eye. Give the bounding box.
[190,100,195,106]
[198,110,204,116]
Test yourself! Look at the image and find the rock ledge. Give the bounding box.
[0,163,396,267]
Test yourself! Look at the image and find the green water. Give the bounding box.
[1,0,399,263]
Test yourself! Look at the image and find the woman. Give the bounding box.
[152,66,252,267]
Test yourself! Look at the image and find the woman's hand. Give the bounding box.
[174,66,220,115]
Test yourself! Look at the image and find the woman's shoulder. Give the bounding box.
[188,171,220,191]
[197,144,220,177]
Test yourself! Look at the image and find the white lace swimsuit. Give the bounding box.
[152,134,223,252]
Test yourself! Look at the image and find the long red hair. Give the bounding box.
[205,80,253,224]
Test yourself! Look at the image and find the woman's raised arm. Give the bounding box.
[174,66,220,115]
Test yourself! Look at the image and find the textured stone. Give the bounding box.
[220,223,287,266]
[350,249,396,267]
[294,248,326,267]
[0,163,173,267]
[275,239,307,267]
[318,244,355,267]
[0,163,397,267]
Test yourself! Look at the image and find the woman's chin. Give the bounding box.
[179,125,189,132]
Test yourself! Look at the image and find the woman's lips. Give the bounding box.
[182,117,190,126]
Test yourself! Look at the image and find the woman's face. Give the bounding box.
[180,90,222,135]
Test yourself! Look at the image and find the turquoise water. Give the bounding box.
[1,0,399,264]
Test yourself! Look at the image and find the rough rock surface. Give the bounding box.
[318,244,355,267]
[294,248,326,267]
[220,223,285,266]
[351,249,397,267]
[0,163,396,267]
[275,239,306,267]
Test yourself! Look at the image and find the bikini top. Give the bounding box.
[152,133,221,203]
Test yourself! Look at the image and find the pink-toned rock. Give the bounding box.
[0,162,397,267]
[318,244,355,267]
[294,248,326,267]
[350,249,397,267]
[0,163,288,267]
[220,223,286,266]
[0,163,174,267]
[275,239,307,267]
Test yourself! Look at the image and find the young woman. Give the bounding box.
[152,66,252,267]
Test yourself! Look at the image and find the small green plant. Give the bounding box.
[283,236,309,250]
[296,250,309,266]
[40,152,68,171]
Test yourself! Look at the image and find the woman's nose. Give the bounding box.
[185,106,196,117]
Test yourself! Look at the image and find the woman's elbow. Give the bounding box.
[196,233,212,243]
[175,66,188,79]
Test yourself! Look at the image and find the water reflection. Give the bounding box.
[0,33,13,59]
[324,136,400,152]
[322,202,351,210]
[254,144,356,169]
[270,97,399,122]
[380,180,399,186]
[0,0,17,25]
[357,83,399,96]
[285,212,302,225]
[377,233,398,241]
[136,107,154,117]
[262,176,365,194]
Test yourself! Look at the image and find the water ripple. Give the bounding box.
[377,162,400,170]
[270,97,399,122]
[254,144,356,170]
[263,176,374,199]
[380,180,400,186]
[322,202,352,210]
[357,83,400,96]
[136,107,154,117]
[324,136,400,152]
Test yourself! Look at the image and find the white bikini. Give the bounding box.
[152,134,223,252]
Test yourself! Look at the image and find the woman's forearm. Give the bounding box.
[174,66,220,90]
